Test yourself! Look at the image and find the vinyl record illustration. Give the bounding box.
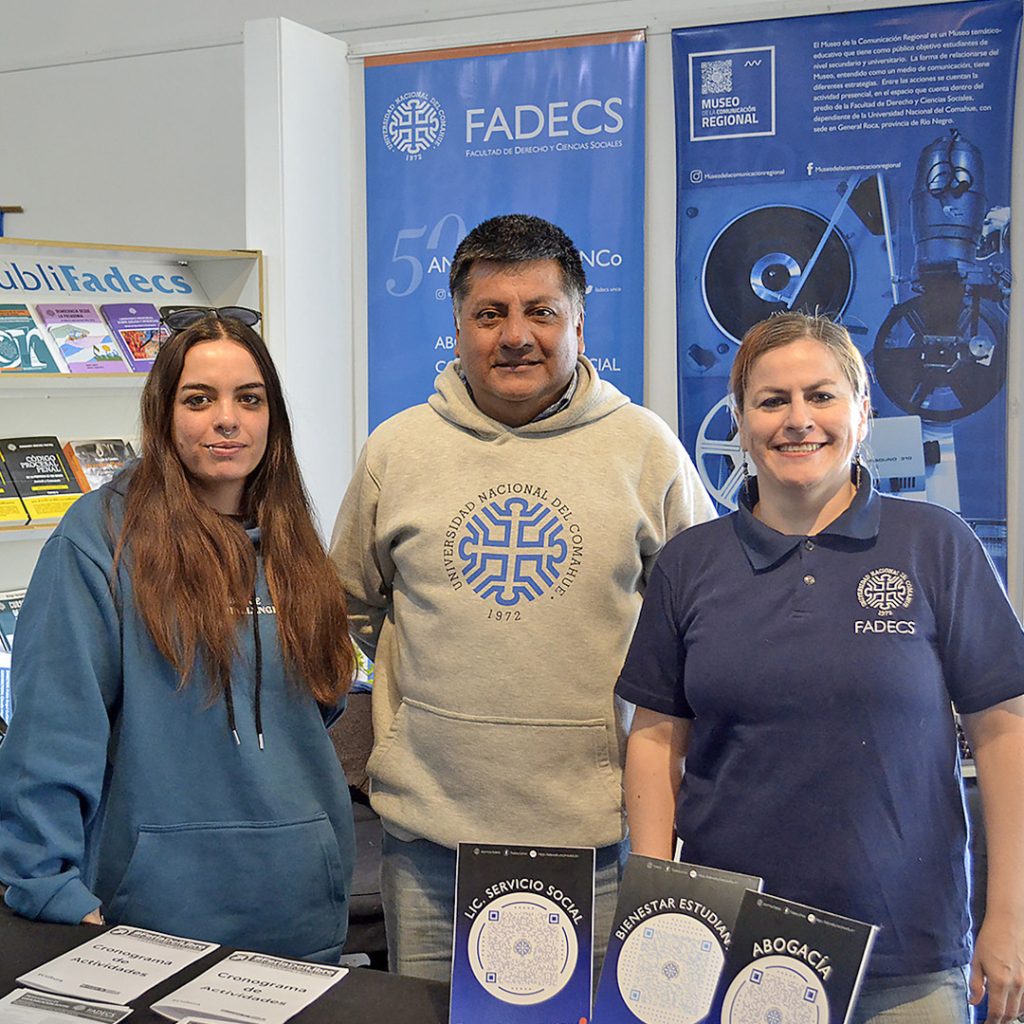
[703,206,854,343]
[873,292,1006,422]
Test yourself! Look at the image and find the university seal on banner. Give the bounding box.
[382,91,447,158]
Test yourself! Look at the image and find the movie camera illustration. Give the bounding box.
[683,128,1011,555]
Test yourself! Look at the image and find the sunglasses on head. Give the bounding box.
[159,305,262,333]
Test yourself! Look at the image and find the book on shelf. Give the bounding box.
[709,889,877,1024]
[0,589,25,653]
[0,303,65,373]
[0,455,30,526]
[35,303,128,374]
[101,302,170,373]
[0,645,9,726]
[0,437,85,524]
[63,438,137,492]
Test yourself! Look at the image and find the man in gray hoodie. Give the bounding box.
[330,214,715,982]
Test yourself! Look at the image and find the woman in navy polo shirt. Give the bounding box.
[617,312,1024,1024]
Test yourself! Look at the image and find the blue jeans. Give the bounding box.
[851,966,972,1024]
[380,830,627,983]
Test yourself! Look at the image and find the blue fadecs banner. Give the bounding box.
[672,1,1020,579]
[365,31,646,431]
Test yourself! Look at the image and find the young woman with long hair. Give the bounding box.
[0,313,356,963]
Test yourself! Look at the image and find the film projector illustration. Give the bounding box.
[688,129,1011,522]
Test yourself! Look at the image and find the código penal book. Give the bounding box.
[593,856,763,1024]
[0,437,85,524]
[709,890,877,1024]
[0,454,29,526]
[35,303,127,374]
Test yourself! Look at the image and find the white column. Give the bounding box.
[244,17,354,537]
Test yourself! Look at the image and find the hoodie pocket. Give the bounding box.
[368,697,624,847]
[106,813,347,959]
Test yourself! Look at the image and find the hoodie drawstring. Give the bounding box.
[251,591,265,750]
[223,592,265,749]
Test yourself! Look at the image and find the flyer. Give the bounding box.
[0,990,131,1024]
[450,842,595,1024]
[151,951,347,1024]
[709,890,877,1024]
[593,856,762,1024]
[17,927,219,1004]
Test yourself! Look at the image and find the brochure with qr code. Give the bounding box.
[17,926,219,1004]
[151,951,347,1024]
[592,855,762,1024]
[709,890,878,1024]
[0,989,132,1024]
[450,842,595,1024]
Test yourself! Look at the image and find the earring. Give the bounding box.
[741,451,752,501]
[853,442,864,490]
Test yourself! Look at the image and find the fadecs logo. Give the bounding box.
[383,92,447,159]
[466,97,624,143]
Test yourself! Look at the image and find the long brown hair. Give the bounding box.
[113,316,354,704]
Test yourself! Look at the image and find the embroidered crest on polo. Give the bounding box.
[442,483,584,610]
[856,568,914,617]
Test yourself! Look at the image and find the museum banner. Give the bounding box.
[365,31,645,430]
[673,0,1020,577]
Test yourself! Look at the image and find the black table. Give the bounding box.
[0,907,449,1024]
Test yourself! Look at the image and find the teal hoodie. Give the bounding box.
[0,476,353,962]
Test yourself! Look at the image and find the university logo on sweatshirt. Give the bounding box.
[442,481,584,607]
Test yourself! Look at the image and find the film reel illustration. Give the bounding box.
[695,396,747,512]
[720,954,829,1024]
[466,892,578,1005]
[702,205,855,345]
[873,291,1006,423]
[616,912,724,1024]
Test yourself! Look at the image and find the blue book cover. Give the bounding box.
[0,648,10,726]
[0,304,63,373]
[593,856,762,1024]
[0,589,25,656]
[709,890,877,1024]
[450,842,594,1024]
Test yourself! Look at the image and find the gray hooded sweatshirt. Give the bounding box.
[330,357,715,849]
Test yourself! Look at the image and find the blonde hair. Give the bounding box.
[730,312,869,412]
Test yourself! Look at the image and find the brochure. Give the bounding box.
[151,951,347,1024]
[0,990,131,1024]
[593,856,763,1023]
[450,842,595,1024]
[18,926,219,1004]
[710,890,878,1024]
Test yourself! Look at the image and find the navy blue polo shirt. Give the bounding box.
[616,478,1024,976]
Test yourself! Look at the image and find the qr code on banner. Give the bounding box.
[701,59,732,94]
